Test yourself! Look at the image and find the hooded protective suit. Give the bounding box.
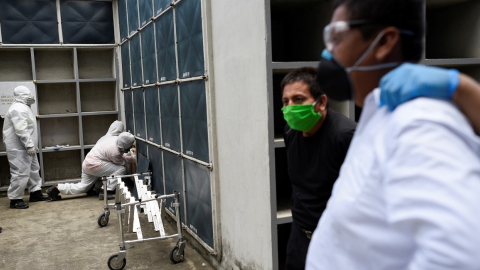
[57,132,136,195]
[2,86,42,200]
[96,120,124,144]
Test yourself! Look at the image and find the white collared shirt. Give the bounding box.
[306,89,480,270]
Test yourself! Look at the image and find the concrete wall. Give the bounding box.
[208,0,273,269]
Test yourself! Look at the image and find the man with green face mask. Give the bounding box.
[281,67,356,270]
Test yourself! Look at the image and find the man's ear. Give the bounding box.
[375,27,401,62]
[316,94,328,112]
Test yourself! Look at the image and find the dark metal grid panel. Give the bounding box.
[133,88,146,139]
[0,0,59,44]
[159,84,180,152]
[147,143,164,195]
[127,0,139,36]
[139,0,153,26]
[121,42,131,88]
[141,24,157,85]
[136,139,148,157]
[130,34,142,87]
[175,0,204,78]
[118,0,129,41]
[154,0,171,16]
[145,86,161,144]
[155,8,176,82]
[184,158,213,247]
[164,150,184,220]
[124,89,135,134]
[60,0,114,44]
[180,80,208,162]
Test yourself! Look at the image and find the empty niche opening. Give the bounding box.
[0,156,10,188]
[37,83,77,115]
[277,222,292,270]
[273,71,288,140]
[0,49,33,81]
[426,0,480,59]
[270,0,333,62]
[77,49,115,79]
[40,117,80,147]
[35,49,74,80]
[0,118,5,152]
[275,147,292,214]
[43,150,82,182]
[82,114,118,146]
[80,81,117,112]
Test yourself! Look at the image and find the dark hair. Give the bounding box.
[334,0,424,62]
[281,67,325,100]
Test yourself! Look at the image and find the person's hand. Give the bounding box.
[379,63,460,111]
[27,147,36,157]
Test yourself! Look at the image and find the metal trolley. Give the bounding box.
[97,173,186,270]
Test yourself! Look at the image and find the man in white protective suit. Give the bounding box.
[46,132,136,201]
[2,85,49,209]
[86,120,125,196]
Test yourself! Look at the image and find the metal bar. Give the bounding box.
[56,0,64,44]
[35,79,77,84]
[271,61,319,70]
[174,191,184,240]
[74,48,85,164]
[38,113,80,118]
[156,80,177,86]
[142,82,157,88]
[176,75,205,83]
[80,111,118,116]
[0,44,117,48]
[421,58,480,67]
[78,78,117,83]
[31,47,46,184]
[121,194,176,207]
[106,172,151,180]
[41,146,82,152]
[124,233,178,244]
[133,136,213,168]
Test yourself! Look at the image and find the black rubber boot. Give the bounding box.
[29,190,50,202]
[0,227,2,233]
[10,199,29,209]
[46,186,62,201]
[98,191,115,200]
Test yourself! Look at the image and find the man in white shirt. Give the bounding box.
[306,0,480,269]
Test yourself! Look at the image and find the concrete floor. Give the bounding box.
[0,189,214,270]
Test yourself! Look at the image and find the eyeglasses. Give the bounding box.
[323,20,377,51]
[323,20,414,51]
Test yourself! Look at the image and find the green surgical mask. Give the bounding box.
[281,101,322,132]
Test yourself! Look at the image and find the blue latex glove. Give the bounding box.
[379,63,460,111]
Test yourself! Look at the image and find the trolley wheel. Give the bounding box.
[98,213,109,227]
[169,246,185,264]
[107,254,126,270]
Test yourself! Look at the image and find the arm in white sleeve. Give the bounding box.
[122,152,136,164]
[384,118,480,270]
[10,108,34,149]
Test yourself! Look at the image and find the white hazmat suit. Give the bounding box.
[97,120,124,144]
[56,132,136,196]
[2,86,42,200]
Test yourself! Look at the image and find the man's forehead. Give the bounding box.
[331,4,349,23]
[282,81,312,97]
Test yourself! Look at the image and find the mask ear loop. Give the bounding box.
[347,28,414,73]
[312,94,323,113]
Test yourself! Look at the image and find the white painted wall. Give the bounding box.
[209,1,273,269]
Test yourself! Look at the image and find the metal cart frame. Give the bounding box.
[97,173,186,270]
